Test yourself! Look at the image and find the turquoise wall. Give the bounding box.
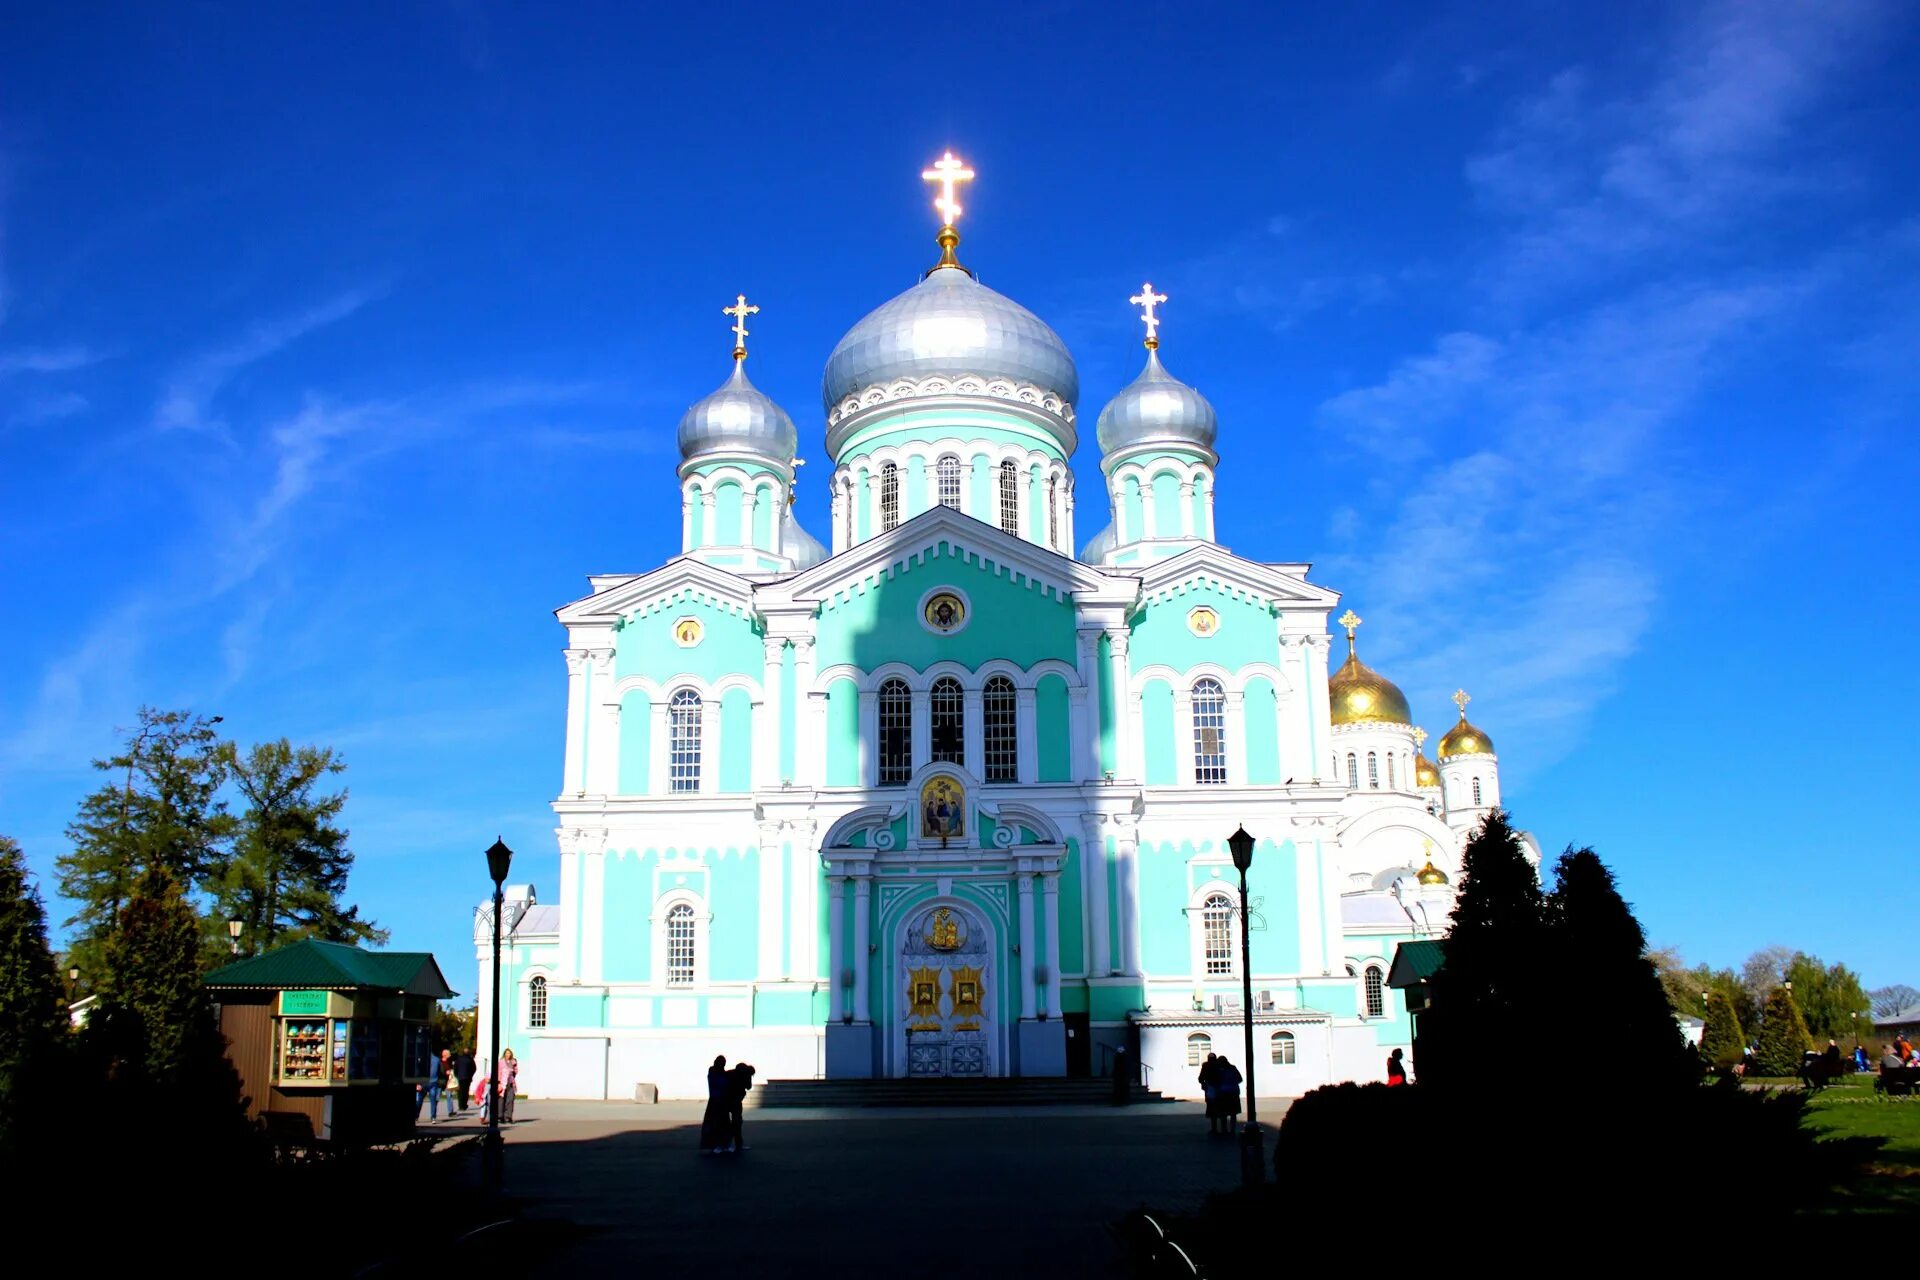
[1142,679,1175,784]
[1244,676,1280,784]
[1035,674,1070,781]
[618,689,651,794]
[1129,583,1280,673]
[825,678,859,785]
[1190,477,1209,539]
[812,540,1078,672]
[969,455,991,518]
[1137,836,1302,978]
[615,596,761,687]
[709,848,758,981]
[720,687,753,792]
[752,485,774,549]
[1152,471,1181,536]
[688,496,704,548]
[1120,476,1142,543]
[714,481,741,546]
[1059,837,1085,975]
[602,850,656,982]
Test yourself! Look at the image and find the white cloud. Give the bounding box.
[153,289,380,436]
[0,344,105,377]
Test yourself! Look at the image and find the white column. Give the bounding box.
[1016,872,1038,1018]
[1115,823,1141,976]
[792,638,820,786]
[1226,689,1248,786]
[699,698,721,794]
[1279,636,1312,784]
[1203,479,1216,540]
[757,821,784,981]
[1172,688,1194,785]
[1042,872,1062,1007]
[1305,635,1332,782]
[852,875,872,1023]
[1074,628,1102,780]
[680,485,694,551]
[829,477,846,555]
[1015,687,1038,783]
[649,701,670,794]
[741,489,758,548]
[586,650,617,794]
[562,650,588,795]
[1108,631,1133,781]
[962,685,985,778]
[909,687,931,770]
[858,689,878,785]
[1065,481,1077,554]
[1178,481,1195,538]
[1081,814,1112,977]
[789,828,817,981]
[756,638,783,786]
[827,875,847,1020]
[581,830,606,984]
[1067,686,1091,781]
[702,490,717,545]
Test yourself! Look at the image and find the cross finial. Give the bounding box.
[1412,726,1427,748]
[922,151,975,272]
[723,294,759,360]
[1337,608,1362,657]
[1130,282,1168,350]
[1453,688,1471,717]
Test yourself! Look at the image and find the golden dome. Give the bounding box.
[1327,610,1412,726]
[1416,859,1449,886]
[1412,728,1441,787]
[1438,689,1494,758]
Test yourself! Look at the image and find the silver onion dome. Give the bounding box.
[1079,520,1117,565]
[780,502,827,570]
[677,360,797,464]
[1094,348,1217,456]
[821,268,1079,414]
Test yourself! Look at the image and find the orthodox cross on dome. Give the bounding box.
[1412,726,1428,748]
[1337,608,1362,657]
[1130,282,1168,350]
[1452,688,1471,718]
[723,294,759,360]
[922,150,975,272]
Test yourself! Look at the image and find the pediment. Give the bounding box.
[556,556,756,626]
[1134,544,1340,614]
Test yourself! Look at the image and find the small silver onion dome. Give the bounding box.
[1095,348,1217,455]
[677,360,797,464]
[822,268,1078,413]
[780,503,827,570]
[1079,520,1117,564]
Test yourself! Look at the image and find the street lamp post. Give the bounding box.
[483,838,514,1193]
[227,917,243,956]
[67,965,79,1008]
[1227,825,1263,1186]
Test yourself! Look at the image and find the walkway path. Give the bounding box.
[480,1098,1291,1274]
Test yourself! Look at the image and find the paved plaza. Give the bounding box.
[471,1098,1288,1274]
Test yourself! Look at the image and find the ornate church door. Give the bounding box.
[902,903,992,1078]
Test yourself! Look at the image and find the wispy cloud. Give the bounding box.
[0,344,105,377]
[153,288,380,436]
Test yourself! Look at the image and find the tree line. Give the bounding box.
[57,706,384,986]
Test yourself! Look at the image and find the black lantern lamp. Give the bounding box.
[227,917,243,955]
[1226,825,1263,1185]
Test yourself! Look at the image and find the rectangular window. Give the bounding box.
[669,691,702,793]
[667,905,696,987]
[930,678,964,765]
[998,461,1019,534]
[1192,681,1228,785]
[982,678,1017,782]
[878,681,912,785]
[1203,896,1235,976]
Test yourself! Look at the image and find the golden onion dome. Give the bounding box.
[1416,859,1449,886]
[1412,728,1441,787]
[1438,690,1495,758]
[1327,610,1412,726]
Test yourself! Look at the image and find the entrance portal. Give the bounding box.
[899,903,994,1078]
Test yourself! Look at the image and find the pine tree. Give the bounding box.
[1546,847,1694,1091]
[0,836,67,1153]
[1420,809,1547,1091]
[1701,992,1745,1069]
[211,739,385,957]
[57,708,233,976]
[1752,985,1813,1077]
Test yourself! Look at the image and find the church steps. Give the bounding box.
[747,1078,1171,1108]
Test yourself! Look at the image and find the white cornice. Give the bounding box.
[556,557,756,627]
[1134,545,1340,614]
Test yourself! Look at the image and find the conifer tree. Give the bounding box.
[0,836,67,1153]
[1547,848,1693,1091]
[1752,985,1813,1077]
[57,709,233,976]
[1701,991,1745,1069]
[1420,809,1546,1090]
[210,739,384,957]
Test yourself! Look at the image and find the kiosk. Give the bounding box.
[204,939,457,1147]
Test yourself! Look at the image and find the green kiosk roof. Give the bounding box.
[204,939,456,999]
[1386,939,1445,990]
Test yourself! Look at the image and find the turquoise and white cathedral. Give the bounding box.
[474,155,1526,1101]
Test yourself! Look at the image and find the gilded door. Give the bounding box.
[901,904,992,1078]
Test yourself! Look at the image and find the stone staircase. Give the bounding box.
[747,1077,1172,1108]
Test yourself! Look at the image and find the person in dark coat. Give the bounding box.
[1213,1056,1243,1135]
[1110,1046,1131,1107]
[726,1062,756,1153]
[452,1049,476,1113]
[700,1055,730,1153]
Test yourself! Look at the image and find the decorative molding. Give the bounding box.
[827,373,1076,431]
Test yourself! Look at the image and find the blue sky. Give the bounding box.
[3,2,1915,991]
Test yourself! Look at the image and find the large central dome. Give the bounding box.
[822,268,1079,419]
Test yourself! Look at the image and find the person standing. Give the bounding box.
[453,1047,476,1114]
[1110,1046,1131,1107]
[1198,1052,1220,1135]
[726,1062,756,1153]
[701,1055,730,1153]
[416,1054,447,1123]
[1386,1047,1408,1086]
[1214,1056,1243,1136]
[498,1048,519,1123]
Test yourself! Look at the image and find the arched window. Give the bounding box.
[1387,754,1397,789]
[669,688,703,792]
[1047,475,1059,548]
[878,678,911,784]
[528,975,548,1029]
[930,676,964,765]
[1364,964,1385,1018]
[666,903,696,986]
[1346,753,1358,789]
[1202,892,1235,976]
[1186,1032,1212,1066]
[880,462,900,532]
[1270,1030,1296,1065]
[1367,751,1379,788]
[1192,678,1227,784]
[937,454,961,509]
[1472,776,1483,805]
[982,675,1017,782]
[998,459,1019,534]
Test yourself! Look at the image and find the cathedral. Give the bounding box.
[473,154,1528,1100]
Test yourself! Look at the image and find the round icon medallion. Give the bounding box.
[1187,606,1220,638]
[672,617,704,648]
[922,591,967,634]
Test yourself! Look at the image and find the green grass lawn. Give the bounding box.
[1803,1075,1920,1214]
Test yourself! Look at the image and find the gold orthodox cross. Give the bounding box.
[1453,689,1471,716]
[1412,726,1427,748]
[1130,282,1168,349]
[922,151,975,228]
[1338,608,1362,640]
[724,294,759,358]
